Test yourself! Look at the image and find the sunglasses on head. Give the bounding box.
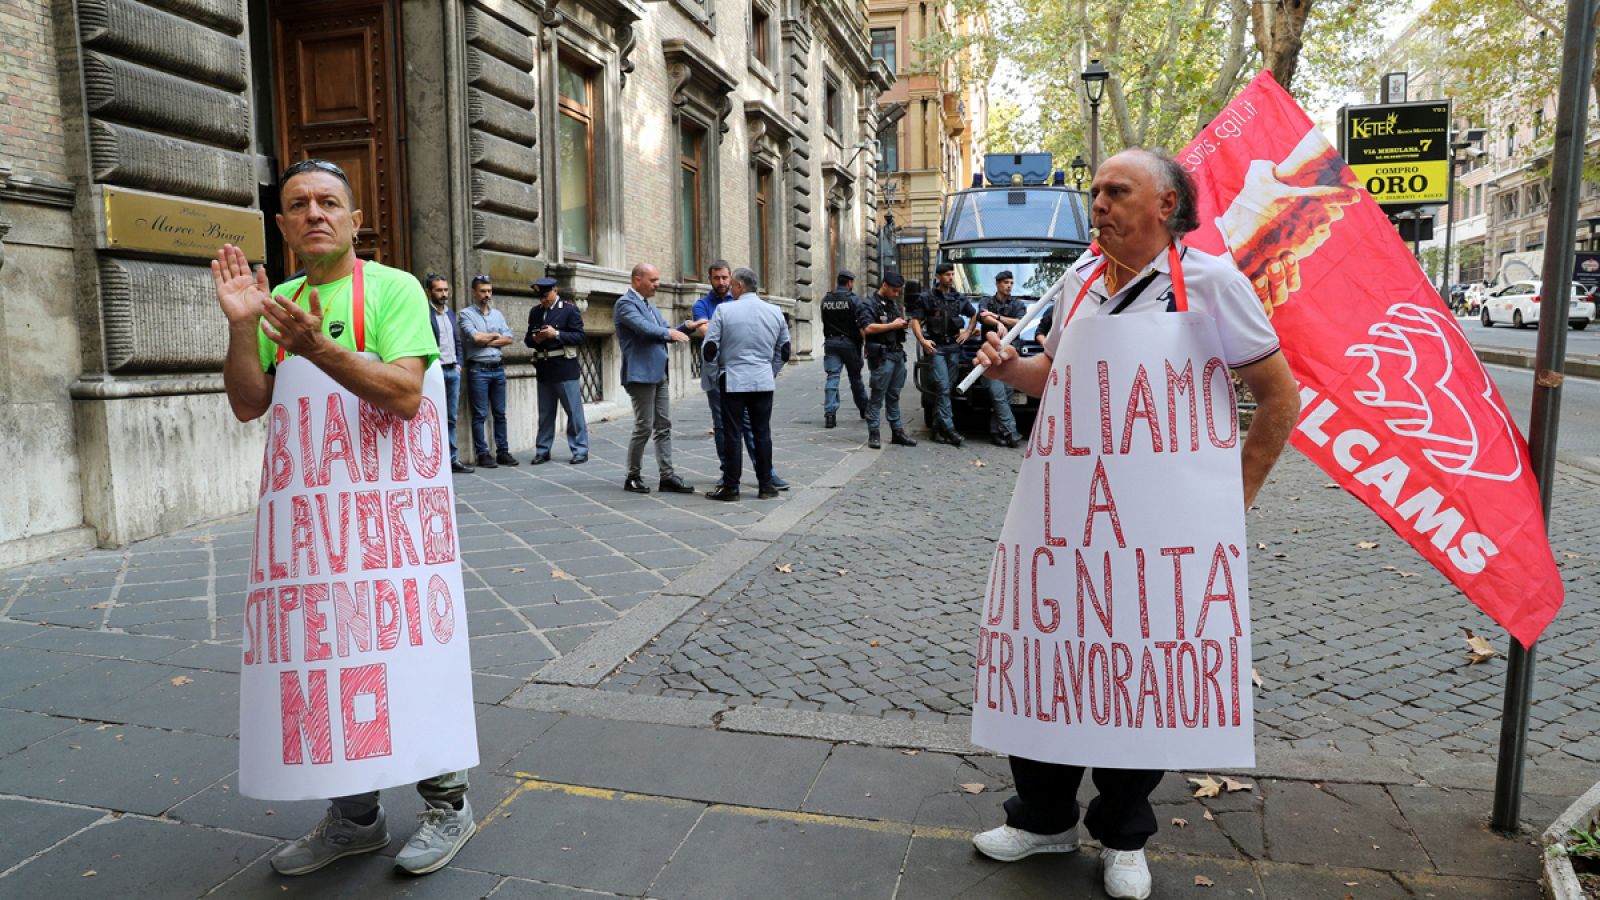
[471,275,493,286]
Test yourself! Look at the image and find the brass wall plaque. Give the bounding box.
[479,250,545,292]
[103,186,266,261]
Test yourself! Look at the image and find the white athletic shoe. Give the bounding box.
[1101,847,1153,899]
[971,824,1079,862]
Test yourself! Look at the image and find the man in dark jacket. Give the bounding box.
[426,274,471,473]
[909,262,976,446]
[524,278,589,464]
[819,270,868,428]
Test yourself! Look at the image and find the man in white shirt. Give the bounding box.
[426,274,471,474]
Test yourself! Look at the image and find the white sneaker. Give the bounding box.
[1101,848,1152,899]
[971,824,1079,861]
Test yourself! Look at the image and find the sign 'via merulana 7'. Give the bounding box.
[1342,101,1450,205]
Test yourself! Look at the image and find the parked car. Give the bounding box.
[1479,280,1594,330]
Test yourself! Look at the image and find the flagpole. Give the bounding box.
[1490,0,1599,835]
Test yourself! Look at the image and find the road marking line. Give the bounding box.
[477,773,971,841]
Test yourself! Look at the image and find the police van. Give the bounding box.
[914,152,1093,430]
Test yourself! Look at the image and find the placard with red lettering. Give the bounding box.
[971,313,1256,769]
[1179,71,1562,648]
[239,358,478,800]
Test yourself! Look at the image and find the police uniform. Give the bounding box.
[978,273,1028,446]
[909,274,975,443]
[819,271,869,427]
[524,277,590,464]
[856,276,916,448]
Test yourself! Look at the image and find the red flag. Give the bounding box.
[1179,71,1563,647]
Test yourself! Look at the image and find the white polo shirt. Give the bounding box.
[1043,242,1280,369]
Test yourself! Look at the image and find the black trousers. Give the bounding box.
[718,385,774,490]
[1002,757,1166,851]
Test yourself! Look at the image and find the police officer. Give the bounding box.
[977,270,1027,447]
[819,270,869,428]
[524,277,589,464]
[910,262,976,446]
[856,273,917,450]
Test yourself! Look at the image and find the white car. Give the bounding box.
[1480,280,1594,330]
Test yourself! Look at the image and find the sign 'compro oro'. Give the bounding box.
[1341,101,1450,206]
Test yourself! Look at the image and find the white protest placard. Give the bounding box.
[239,357,479,800]
[970,313,1256,770]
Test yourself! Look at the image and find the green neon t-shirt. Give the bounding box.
[257,259,439,373]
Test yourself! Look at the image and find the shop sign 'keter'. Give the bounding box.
[1340,100,1451,206]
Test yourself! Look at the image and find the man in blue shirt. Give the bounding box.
[687,261,788,492]
[614,263,694,494]
[701,268,791,500]
[458,275,518,468]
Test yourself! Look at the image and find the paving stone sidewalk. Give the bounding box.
[0,360,1588,897]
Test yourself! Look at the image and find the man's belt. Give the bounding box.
[533,347,578,361]
[471,360,503,369]
[441,362,457,370]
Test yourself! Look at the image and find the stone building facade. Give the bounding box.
[0,0,887,566]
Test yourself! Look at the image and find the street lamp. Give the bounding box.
[1081,58,1109,173]
[1439,127,1485,304]
[1070,155,1088,190]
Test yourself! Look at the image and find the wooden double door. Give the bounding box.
[272,0,409,270]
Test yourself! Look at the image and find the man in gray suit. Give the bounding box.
[701,268,791,501]
[614,263,694,495]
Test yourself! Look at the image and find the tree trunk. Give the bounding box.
[1251,0,1316,92]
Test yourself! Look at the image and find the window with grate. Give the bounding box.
[557,57,597,261]
[579,341,603,402]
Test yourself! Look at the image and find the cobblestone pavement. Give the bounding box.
[605,409,1600,777]
[0,371,853,698]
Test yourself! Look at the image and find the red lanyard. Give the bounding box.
[1059,243,1188,331]
[276,259,365,364]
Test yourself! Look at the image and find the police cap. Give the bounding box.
[532,277,558,293]
[935,262,955,275]
[995,270,1014,282]
[882,272,905,288]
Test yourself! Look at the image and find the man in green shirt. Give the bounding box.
[212,158,473,878]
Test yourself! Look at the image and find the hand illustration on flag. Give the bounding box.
[1179,71,1563,648]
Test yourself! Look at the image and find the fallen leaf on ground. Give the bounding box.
[1251,669,1264,689]
[1463,628,1498,664]
[974,459,986,467]
[81,870,97,878]
[1563,552,1583,559]
[510,567,525,574]
[91,602,112,610]
[1222,777,1254,793]
[1189,776,1222,798]
[774,563,794,573]
[836,569,849,576]
[1324,482,1339,489]
[869,640,881,647]
[1398,570,1419,578]
[1171,817,1188,828]
[62,578,75,585]
[1202,810,1215,821]
[1356,540,1379,549]
[191,535,216,544]
[901,749,920,756]
[1194,874,1215,887]
[959,783,985,795]
[169,676,193,687]
[550,568,576,581]
[1344,882,1359,887]
[1256,542,1267,550]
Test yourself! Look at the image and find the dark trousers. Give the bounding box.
[466,365,508,457]
[822,338,869,416]
[1003,757,1165,851]
[718,384,774,490]
[442,365,462,463]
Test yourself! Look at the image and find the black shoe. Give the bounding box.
[1006,434,1023,448]
[824,412,837,429]
[891,430,918,447]
[530,453,552,465]
[569,453,588,465]
[451,460,474,474]
[931,431,953,445]
[496,451,520,467]
[868,429,881,449]
[476,454,499,469]
[991,435,1010,447]
[623,475,650,494]
[659,475,694,494]
[947,431,964,448]
[757,485,780,500]
[706,485,740,502]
